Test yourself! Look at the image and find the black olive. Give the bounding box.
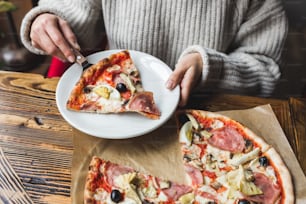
[238,199,250,204]
[110,189,123,203]
[142,200,154,204]
[259,156,269,167]
[116,83,127,92]
[83,86,92,93]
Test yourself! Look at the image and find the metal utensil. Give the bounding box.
[71,48,93,70]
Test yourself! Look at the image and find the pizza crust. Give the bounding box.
[265,148,294,204]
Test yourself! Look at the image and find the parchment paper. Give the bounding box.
[71,104,306,203]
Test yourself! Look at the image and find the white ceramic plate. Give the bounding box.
[56,50,180,139]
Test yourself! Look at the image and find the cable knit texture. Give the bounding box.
[20,0,288,96]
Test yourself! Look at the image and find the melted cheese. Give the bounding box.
[201,144,231,174]
[86,84,123,112]
[210,119,224,129]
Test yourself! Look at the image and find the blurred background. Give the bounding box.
[0,0,305,98]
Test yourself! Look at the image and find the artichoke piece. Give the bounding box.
[200,130,213,139]
[186,113,200,130]
[178,192,195,204]
[114,172,138,189]
[229,147,260,167]
[142,182,157,199]
[114,172,142,204]
[226,165,262,196]
[125,186,142,204]
[120,73,136,94]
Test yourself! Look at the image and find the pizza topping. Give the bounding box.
[83,86,93,94]
[158,180,171,189]
[184,164,204,186]
[110,189,123,203]
[196,185,218,203]
[247,172,281,204]
[200,130,213,139]
[210,119,224,129]
[244,169,255,182]
[226,165,263,196]
[105,163,134,187]
[114,172,144,203]
[116,82,128,92]
[259,156,269,167]
[127,92,160,118]
[93,84,121,100]
[142,180,158,199]
[114,172,138,189]
[178,192,195,204]
[120,73,136,94]
[161,182,193,201]
[125,187,142,204]
[229,147,260,167]
[244,139,254,153]
[179,121,193,146]
[238,199,251,204]
[208,126,246,153]
[186,113,200,130]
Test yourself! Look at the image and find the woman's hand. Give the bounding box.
[166,53,203,107]
[30,13,80,62]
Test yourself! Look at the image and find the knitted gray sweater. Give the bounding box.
[20,0,288,96]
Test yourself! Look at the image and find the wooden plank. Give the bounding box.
[0,147,34,204]
[0,71,73,203]
[289,97,306,174]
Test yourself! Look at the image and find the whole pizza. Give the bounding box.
[83,108,293,202]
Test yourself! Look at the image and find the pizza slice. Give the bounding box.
[176,110,294,204]
[66,50,160,119]
[84,156,193,204]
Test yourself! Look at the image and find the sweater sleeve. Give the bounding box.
[20,0,104,55]
[178,0,288,96]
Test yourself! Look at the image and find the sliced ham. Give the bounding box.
[197,191,218,201]
[208,126,245,153]
[127,91,160,119]
[184,164,204,186]
[161,182,193,201]
[247,172,281,204]
[104,162,134,187]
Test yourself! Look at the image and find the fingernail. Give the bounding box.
[74,42,81,50]
[166,80,175,89]
[68,56,75,63]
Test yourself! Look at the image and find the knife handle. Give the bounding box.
[71,48,88,65]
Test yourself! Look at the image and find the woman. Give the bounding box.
[20,0,288,106]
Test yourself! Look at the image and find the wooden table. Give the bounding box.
[0,71,305,203]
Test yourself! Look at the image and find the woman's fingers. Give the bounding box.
[59,18,80,50]
[166,64,185,90]
[30,13,78,62]
[46,23,75,62]
[166,53,203,107]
